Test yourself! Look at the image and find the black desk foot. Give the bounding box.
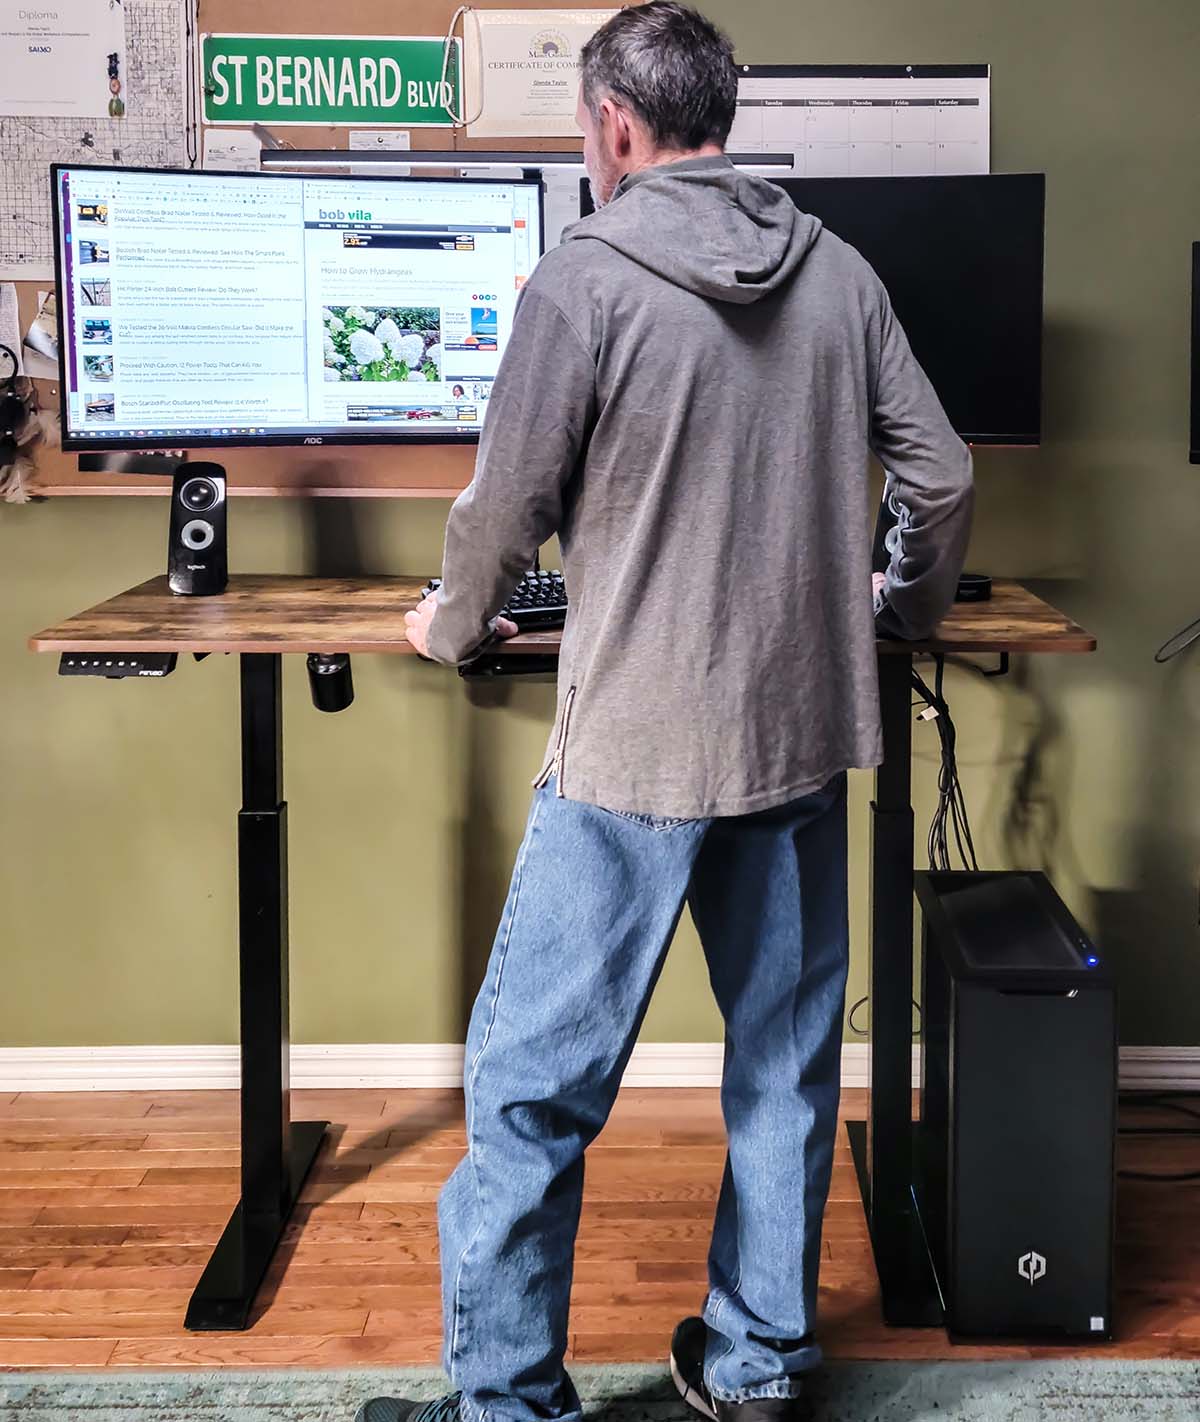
[846,1120,943,1328]
[185,1119,329,1331]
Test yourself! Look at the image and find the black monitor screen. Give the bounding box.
[581,171,1045,446]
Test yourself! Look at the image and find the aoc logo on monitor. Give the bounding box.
[303,436,324,444]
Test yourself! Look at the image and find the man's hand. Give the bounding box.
[872,572,886,602]
[404,589,519,659]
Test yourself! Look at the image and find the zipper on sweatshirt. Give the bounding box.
[533,684,577,796]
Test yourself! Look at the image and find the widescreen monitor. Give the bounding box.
[581,171,1045,445]
[52,165,544,450]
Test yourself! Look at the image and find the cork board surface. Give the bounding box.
[23,0,608,496]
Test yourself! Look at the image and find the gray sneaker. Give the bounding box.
[355,1391,463,1422]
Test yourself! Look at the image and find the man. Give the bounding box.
[361,5,972,1422]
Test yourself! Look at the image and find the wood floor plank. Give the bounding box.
[0,1307,368,1340]
[0,1136,148,1154]
[35,1204,235,1226]
[0,1338,117,1367]
[2,1095,154,1119]
[0,1169,148,1189]
[0,1150,241,1171]
[13,1245,211,1273]
[107,1333,443,1368]
[0,1119,195,1138]
[0,1206,41,1226]
[137,1164,367,1188]
[27,1266,209,1291]
[0,1287,193,1313]
[0,1226,131,1248]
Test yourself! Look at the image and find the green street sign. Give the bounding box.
[201,33,461,126]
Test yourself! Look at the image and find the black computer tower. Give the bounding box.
[914,871,1116,1341]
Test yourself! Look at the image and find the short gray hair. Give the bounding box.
[579,2,738,151]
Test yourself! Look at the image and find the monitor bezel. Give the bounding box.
[51,163,546,452]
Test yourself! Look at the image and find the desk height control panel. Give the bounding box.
[59,652,177,678]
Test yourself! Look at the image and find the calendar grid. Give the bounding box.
[731,64,990,178]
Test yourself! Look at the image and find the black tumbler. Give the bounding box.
[306,652,354,712]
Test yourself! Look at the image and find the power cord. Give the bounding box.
[846,995,920,1038]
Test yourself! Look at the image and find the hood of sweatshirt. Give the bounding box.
[561,154,822,306]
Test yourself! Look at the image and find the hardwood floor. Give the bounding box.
[0,1086,1195,1369]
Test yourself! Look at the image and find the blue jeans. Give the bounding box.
[438,774,849,1422]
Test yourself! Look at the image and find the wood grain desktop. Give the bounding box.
[28,577,1095,658]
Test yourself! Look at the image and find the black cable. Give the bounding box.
[847,658,977,1038]
[1119,1094,1200,1127]
[1120,1169,1200,1182]
[184,0,199,168]
[1117,1091,1200,1180]
[1155,617,1200,664]
[846,994,921,1038]
[911,656,979,873]
[1119,1127,1200,1136]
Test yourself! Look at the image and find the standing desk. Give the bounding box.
[29,575,1094,1332]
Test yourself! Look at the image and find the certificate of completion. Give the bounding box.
[465,8,617,139]
[0,0,128,118]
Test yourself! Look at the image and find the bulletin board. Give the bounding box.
[24,0,610,498]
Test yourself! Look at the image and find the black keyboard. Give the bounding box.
[422,570,568,632]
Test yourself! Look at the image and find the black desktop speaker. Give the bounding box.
[168,463,227,596]
[913,870,1116,1341]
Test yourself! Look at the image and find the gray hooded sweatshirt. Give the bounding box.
[427,155,974,818]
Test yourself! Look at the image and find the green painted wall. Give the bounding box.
[3,0,1199,1050]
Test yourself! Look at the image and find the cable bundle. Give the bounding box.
[911,655,979,873]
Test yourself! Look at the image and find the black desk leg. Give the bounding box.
[846,652,942,1327]
[185,653,328,1331]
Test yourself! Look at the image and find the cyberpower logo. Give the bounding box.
[1018,1251,1046,1285]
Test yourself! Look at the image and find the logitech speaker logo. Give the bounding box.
[1018,1251,1046,1285]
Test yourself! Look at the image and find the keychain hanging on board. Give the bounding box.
[107,48,125,117]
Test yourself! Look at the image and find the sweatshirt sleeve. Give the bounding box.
[425,287,597,666]
[868,284,975,641]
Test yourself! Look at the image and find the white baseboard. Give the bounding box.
[0,1042,1194,1094]
[1112,1047,1200,1091]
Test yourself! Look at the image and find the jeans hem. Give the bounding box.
[709,1380,809,1404]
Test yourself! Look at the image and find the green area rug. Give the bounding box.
[1,1362,1198,1421]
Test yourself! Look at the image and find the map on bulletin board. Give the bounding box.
[730,64,990,178]
[0,0,190,280]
